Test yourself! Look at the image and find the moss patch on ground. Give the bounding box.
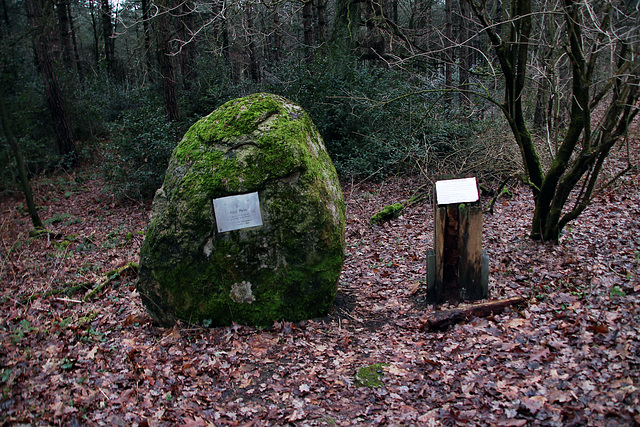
[355,363,389,388]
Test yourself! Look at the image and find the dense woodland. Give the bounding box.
[1,0,640,424]
[1,0,638,238]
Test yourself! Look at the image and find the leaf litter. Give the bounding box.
[1,151,639,426]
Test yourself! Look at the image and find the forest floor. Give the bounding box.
[1,144,639,426]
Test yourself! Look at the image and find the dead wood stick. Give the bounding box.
[83,262,138,301]
[420,297,526,331]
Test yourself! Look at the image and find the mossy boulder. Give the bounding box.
[137,93,346,327]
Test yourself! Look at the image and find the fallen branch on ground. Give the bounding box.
[21,281,93,304]
[419,297,527,331]
[369,192,428,225]
[83,262,138,301]
[29,228,64,240]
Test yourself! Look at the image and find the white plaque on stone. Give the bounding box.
[435,177,479,205]
[213,192,263,233]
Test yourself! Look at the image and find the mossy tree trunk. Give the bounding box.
[468,0,640,242]
[328,0,361,56]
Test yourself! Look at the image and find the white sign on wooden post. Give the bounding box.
[213,192,263,233]
[435,177,479,205]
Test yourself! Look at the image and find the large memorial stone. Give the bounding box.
[137,93,346,327]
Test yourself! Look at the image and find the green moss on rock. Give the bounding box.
[137,93,345,327]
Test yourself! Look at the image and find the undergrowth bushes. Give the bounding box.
[98,57,485,200]
[100,100,180,200]
[1,55,494,199]
[267,57,480,179]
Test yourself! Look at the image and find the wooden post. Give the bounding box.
[427,177,488,304]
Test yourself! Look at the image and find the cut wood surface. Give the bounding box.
[420,297,527,331]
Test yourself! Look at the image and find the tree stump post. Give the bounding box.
[427,177,489,304]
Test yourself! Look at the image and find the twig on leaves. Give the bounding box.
[83,262,138,301]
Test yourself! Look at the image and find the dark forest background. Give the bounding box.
[1,0,638,239]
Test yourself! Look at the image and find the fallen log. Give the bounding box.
[419,297,526,331]
[83,262,138,301]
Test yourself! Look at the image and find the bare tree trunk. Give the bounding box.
[89,0,100,67]
[303,0,314,61]
[211,0,231,82]
[101,0,116,77]
[383,0,397,22]
[55,0,73,68]
[271,3,282,64]
[25,0,76,164]
[458,0,469,106]
[469,0,639,241]
[533,81,547,132]
[141,0,153,74]
[67,1,83,78]
[303,0,314,47]
[156,0,179,121]
[246,4,260,82]
[0,91,43,229]
[316,0,327,43]
[1,0,9,29]
[329,0,361,56]
[444,0,453,97]
[177,0,197,90]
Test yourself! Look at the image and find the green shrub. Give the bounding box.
[101,102,180,200]
[266,56,479,179]
[69,75,132,141]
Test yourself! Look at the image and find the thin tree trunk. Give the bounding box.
[458,0,469,106]
[156,0,179,120]
[468,0,543,227]
[469,0,639,242]
[89,0,100,67]
[67,1,83,78]
[303,0,313,48]
[101,0,116,77]
[383,0,397,22]
[212,0,232,83]
[0,90,44,229]
[56,0,73,67]
[246,5,260,82]
[303,0,314,61]
[316,0,327,43]
[25,0,76,164]
[329,0,361,56]
[1,0,9,29]
[177,0,196,90]
[533,81,547,132]
[272,4,282,63]
[140,0,153,74]
[444,0,453,95]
